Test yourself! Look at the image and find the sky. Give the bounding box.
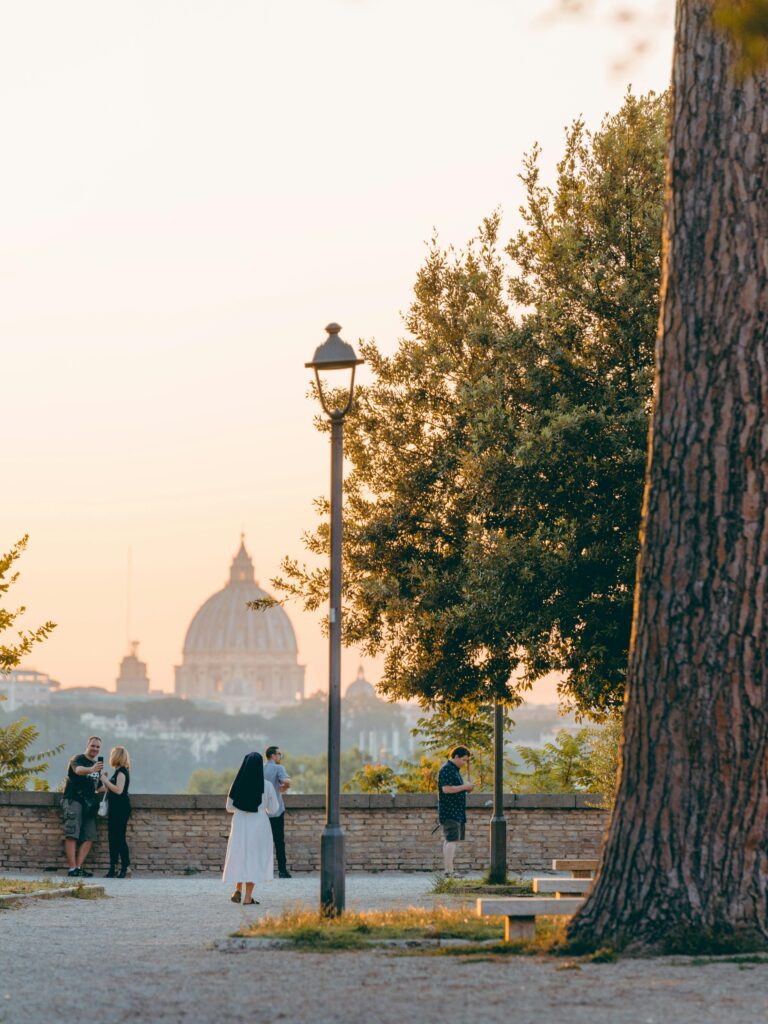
[2,0,675,702]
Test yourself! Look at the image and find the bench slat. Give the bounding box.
[532,877,591,896]
[551,859,599,870]
[552,858,598,878]
[476,897,584,917]
[477,896,585,942]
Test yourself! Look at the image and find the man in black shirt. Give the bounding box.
[437,746,473,876]
[61,735,104,878]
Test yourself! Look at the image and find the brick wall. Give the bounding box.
[0,792,607,874]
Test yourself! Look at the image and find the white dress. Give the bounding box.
[222,780,279,883]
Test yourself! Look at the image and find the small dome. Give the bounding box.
[346,664,376,699]
[182,540,297,655]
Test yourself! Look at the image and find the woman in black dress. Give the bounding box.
[100,746,132,877]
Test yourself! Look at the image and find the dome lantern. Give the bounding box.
[230,535,256,585]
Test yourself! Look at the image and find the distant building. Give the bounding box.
[174,538,305,715]
[343,665,412,760]
[345,664,376,699]
[116,642,150,696]
[0,669,60,712]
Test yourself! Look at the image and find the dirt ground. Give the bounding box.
[1,873,766,1024]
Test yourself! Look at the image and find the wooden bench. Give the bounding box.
[551,858,599,879]
[532,876,591,896]
[476,897,584,941]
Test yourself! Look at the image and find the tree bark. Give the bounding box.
[568,0,768,953]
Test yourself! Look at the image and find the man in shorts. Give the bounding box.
[437,746,473,876]
[61,735,104,878]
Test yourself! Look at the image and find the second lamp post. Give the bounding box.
[306,322,363,916]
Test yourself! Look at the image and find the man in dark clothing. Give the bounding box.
[437,746,473,876]
[61,735,104,878]
[263,745,292,877]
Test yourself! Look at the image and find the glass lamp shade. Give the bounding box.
[306,323,363,417]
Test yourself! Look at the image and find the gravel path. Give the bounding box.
[2,872,767,1024]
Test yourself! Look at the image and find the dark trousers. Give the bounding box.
[108,809,131,869]
[269,812,287,873]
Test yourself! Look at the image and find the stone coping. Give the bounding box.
[0,791,605,810]
[0,884,106,906]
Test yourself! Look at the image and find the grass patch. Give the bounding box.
[430,873,534,897]
[393,917,571,958]
[239,906,506,951]
[71,881,105,899]
[239,906,577,955]
[0,879,73,896]
[589,945,618,963]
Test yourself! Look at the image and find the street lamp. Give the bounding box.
[488,702,507,883]
[306,322,363,916]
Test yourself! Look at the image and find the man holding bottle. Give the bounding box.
[61,735,105,878]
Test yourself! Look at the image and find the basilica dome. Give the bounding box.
[174,539,305,713]
[183,543,297,656]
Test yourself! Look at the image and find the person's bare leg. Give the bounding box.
[65,838,77,870]
[76,840,92,868]
[244,882,256,904]
[443,840,457,874]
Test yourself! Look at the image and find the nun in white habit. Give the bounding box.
[223,751,279,905]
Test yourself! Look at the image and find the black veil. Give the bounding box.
[228,751,265,812]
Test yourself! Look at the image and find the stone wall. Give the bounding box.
[0,792,607,874]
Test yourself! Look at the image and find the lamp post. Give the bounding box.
[306,322,363,916]
[488,701,507,883]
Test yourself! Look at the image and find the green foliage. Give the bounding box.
[410,701,515,790]
[393,755,444,794]
[0,879,73,895]
[184,748,371,795]
[483,88,665,715]
[0,537,55,673]
[0,537,59,790]
[714,0,768,74]
[183,726,621,797]
[271,212,521,710]
[430,874,533,896]
[283,749,371,794]
[238,906,505,949]
[0,716,62,791]
[270,90,665,719]
[514,730,595,793]
[185,767,236,795]
[583,710,623,806]
[411,702,497,756]
[513,716,622,796]
[344,763,397,794]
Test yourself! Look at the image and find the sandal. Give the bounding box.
[243,898,259,905]
[230,891,242,903]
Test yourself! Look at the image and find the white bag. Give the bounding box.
[97,794,109,818]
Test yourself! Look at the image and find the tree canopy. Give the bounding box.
[272,89,666,719]
[0,536,55,673]
[0,537,58,791]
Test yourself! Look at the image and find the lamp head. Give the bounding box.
[305,323,364,372]
[306,323,363,418]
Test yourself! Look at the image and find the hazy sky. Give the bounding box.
[2,0,674,702]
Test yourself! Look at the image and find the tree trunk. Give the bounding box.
[568,0,768,954]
